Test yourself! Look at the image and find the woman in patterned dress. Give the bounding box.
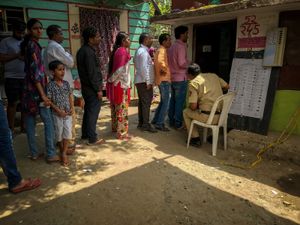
[107,32,132,141]
[21,19,59,162]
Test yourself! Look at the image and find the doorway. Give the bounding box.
[193,20,237,82]
[278,11,300,90]
[79,7,120,94]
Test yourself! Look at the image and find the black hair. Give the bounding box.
[82,26,98,44]
[158,33,170,45]
[20,18,43,55]
[11,19,26,31]
[108,31,129,76]
[49,60,64,71]
[174,25,188,39]
[26,18,42,31]
[46,24,61,39]
[187,63,201,77]
[139,32,149,44]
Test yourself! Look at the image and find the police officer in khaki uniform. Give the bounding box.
[183,63,229,147]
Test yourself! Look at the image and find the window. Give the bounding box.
[0,7,25,96]
[0,7,25,39]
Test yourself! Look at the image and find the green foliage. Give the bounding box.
[149,0,171,38]
[92,0,172,38]
[149,0,171,16]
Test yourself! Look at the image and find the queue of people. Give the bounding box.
[0,19,229,193]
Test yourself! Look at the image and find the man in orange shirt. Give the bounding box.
[151,33,172,131]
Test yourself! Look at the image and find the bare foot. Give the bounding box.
[61,154,69,167]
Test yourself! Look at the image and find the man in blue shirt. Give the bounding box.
[0,98,41,193]
[0,20,26,134]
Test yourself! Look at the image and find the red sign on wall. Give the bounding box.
[238,15,267,48]
[240,15,261,37]
[238,37,266,48]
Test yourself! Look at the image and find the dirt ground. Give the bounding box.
[1,102,300,225]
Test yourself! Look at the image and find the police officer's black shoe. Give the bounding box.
[189,137,202,147]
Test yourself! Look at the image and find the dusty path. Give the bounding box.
[1,103,299,225]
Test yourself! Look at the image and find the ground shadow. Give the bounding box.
[121,104,300,198]
[2,103,298,224]
[1,159,298,225]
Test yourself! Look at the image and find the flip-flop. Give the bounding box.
[118,134,134,141]
[27,153,45,161]
[10,178,41,194]
[46,155,60,163]
[87,139,105,146]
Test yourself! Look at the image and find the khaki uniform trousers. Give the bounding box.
[183,108,219,138]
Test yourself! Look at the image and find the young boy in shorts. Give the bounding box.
[47,60,73,166]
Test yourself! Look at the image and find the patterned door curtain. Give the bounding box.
[79,7,120,89]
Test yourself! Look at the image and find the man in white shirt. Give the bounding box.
[43,25,76,151]
[134,33,157,133]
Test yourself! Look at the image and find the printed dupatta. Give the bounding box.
[107,47,131,105]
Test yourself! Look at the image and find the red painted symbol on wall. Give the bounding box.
[240,15,260,37]
[71,23,79,34]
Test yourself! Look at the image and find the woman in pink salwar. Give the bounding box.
[107,32,131,140]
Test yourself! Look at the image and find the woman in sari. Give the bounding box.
[107,32,131,140]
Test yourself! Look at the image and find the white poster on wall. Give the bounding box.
[229,58,271,119]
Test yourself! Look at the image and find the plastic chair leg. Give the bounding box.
[223,124,227,151]
[186,121,194,149]
[212,127,219,156]
[202,127,208,144]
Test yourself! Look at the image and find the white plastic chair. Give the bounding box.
[186,92,236,156]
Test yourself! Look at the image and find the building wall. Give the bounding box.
[128,5,151,96]
[233,12,299,135]
[179,8,299,135]
[0,0,150,97]
[269,90,300,135]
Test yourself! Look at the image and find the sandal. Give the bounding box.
[46,155,60,163]
[10,178,41,194]
[118,134,134,141]
[87,138,105,146]
[27,153,44,161]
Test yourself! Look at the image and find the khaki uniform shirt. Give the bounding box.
[188,73,228,112]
